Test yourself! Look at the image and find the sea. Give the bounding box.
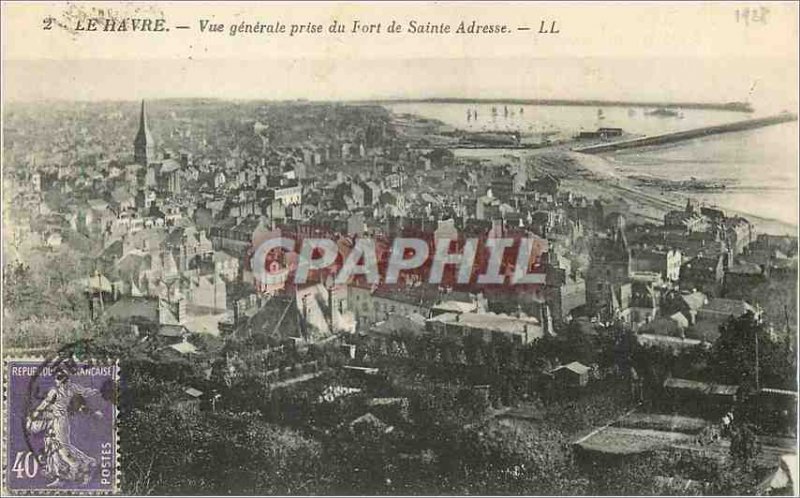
[385,103,799,233]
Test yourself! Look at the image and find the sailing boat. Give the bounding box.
[597,108,605,120]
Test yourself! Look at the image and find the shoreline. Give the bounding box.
[451,147,798,237]
[558,150,797,236]
[556,151,798,237]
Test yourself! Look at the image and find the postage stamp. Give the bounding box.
[3,358,119,495]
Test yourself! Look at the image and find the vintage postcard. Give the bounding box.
[1,1,798,496]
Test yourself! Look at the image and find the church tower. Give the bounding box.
[134,100,155,165]
[685,198,696,216]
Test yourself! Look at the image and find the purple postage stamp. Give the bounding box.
[4,358,119,494]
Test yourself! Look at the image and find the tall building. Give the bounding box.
[134,100,155,166]
[586,213,633,315]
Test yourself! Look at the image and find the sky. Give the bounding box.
[2,2,798,112]
[3,56,797,113]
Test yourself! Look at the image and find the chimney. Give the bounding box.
[328,285,335,331]
[540,304,553,336]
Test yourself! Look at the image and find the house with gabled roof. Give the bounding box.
[549,361,591,387]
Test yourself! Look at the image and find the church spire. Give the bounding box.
[134,99,155,165]
[138,100,148,133]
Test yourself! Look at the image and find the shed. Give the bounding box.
[174,386,203,413]
[550,361,590,387]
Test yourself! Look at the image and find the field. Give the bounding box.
[575,426,695,455]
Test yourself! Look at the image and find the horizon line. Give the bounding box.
[2,96,760,111]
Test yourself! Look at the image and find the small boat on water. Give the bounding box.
[646,107,681,117]
[597,108,605,120]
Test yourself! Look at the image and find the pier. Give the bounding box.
[573,112,798,154]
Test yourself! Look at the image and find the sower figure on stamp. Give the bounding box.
[26,368,105,487]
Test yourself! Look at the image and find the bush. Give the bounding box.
[121,406,330,494]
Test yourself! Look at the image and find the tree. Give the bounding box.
[709,312,795,392]
[561,320,598,365]
[725,268,797,336]
[463,333,484,366]
[122,407,330,494]
[729,423,761,467]
[706,461,761,496]
[441,422,587,495]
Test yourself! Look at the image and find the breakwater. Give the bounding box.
[573,112,798,154]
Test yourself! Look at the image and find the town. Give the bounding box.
[2,98,797,495]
